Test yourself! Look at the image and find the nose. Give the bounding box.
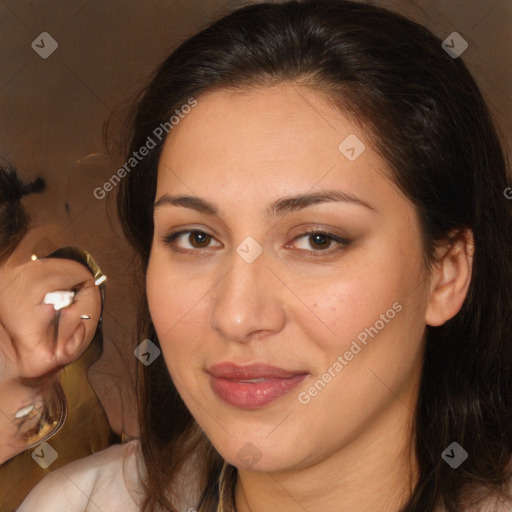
[210,250,286,343]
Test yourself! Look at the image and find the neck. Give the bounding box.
[233,384,420,512]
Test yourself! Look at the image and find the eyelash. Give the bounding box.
[162,229,351,256]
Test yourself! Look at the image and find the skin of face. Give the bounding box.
[146,83,473,510]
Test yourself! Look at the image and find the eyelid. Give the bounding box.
[287,230,351,254]
[163,229,222,251]
[162,227,351,255]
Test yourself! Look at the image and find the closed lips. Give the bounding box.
[207,363,309,408]
[206,363,308,380]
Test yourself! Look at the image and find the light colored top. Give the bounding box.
[17,441,144,512]
[16,440,200,512]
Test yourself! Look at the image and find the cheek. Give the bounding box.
[298,240,427,366]
[146,252,208,370]
[301,263,401,344]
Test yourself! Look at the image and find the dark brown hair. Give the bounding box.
[0,164,45,264]
[114,1,512,510]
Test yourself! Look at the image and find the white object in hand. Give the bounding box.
[43,290,75,311]
[14,404,35,419]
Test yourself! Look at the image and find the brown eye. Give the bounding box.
[291,231,351,254]
[189,231,211,248]
[162,230,222,251]
[308,233,331,250]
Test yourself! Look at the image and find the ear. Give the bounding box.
[425,228,474,327]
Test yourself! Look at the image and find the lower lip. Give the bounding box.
[209,374,308,409]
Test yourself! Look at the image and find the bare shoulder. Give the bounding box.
[16,440,142,512]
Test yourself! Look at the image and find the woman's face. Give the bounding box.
[147,83,432,472]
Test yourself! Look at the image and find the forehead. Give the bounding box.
[156,83,397,210]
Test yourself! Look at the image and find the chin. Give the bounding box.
[211,430,308,473]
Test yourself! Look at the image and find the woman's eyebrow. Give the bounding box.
[270,190,377,215]
[153,190,377,216]
[154,194,217,215]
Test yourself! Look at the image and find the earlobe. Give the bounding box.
[425,229,474,327]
